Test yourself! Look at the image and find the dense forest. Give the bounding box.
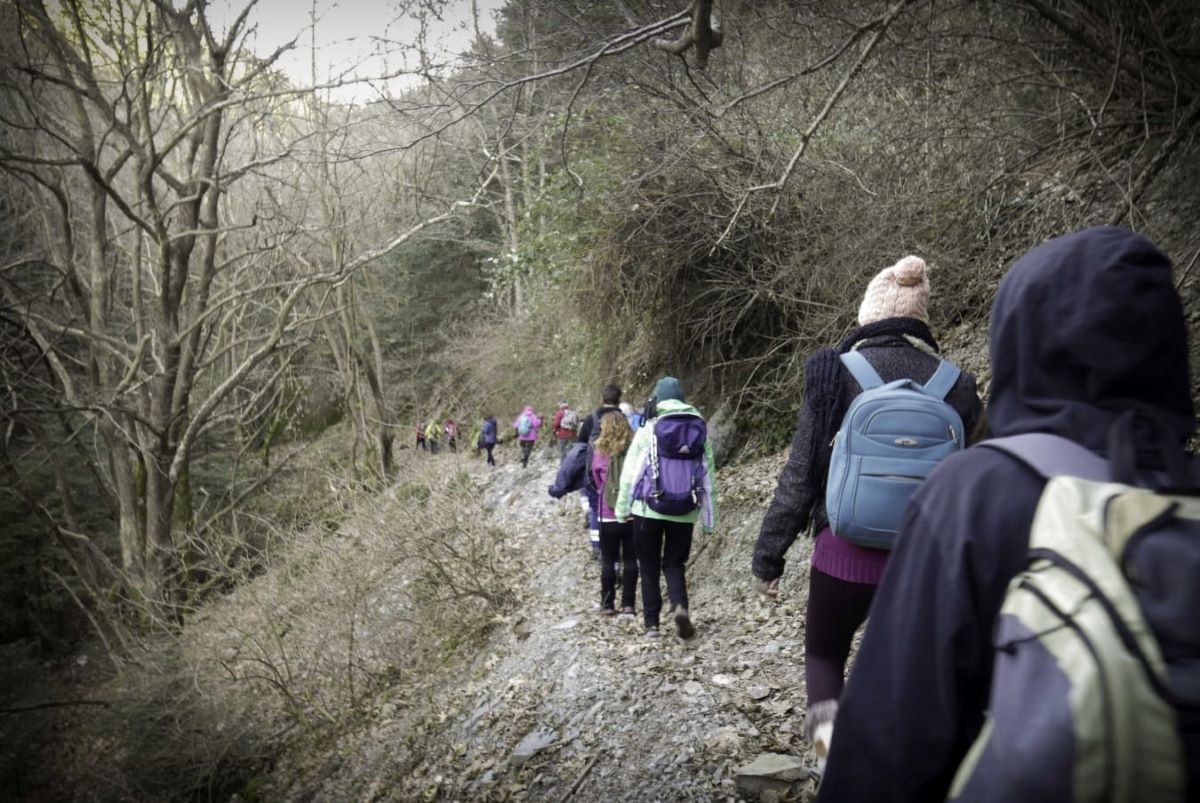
[1,0,1198,799]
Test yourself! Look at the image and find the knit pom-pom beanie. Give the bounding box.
[856,255,930,325]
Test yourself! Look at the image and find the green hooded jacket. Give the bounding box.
[614,398,718,529]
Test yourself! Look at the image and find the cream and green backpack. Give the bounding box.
[949,427,1198,803]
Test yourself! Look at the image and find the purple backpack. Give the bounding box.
[635,414,708,515]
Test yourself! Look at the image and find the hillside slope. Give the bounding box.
[261,442,824,801]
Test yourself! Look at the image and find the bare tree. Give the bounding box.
[0,0,352,609]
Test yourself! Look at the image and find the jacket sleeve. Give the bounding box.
[615,426,650,520]
[816,449,1040,803]
[577,414,593,444]
[751,405,820,581]
[701,435,718,530]
[548,443,587,498]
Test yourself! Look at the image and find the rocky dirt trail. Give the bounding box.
[275,443,824,802]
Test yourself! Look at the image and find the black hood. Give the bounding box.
[988,225,1194,450]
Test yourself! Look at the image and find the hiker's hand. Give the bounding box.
[756,578,780,598]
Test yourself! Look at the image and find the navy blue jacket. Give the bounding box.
[818,226,1197,801]
[548,442,588,498]
[481,417,498,445]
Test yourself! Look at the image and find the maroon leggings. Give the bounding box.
[804,566,878,705]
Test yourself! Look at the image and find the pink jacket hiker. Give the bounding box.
[513,406,542,442]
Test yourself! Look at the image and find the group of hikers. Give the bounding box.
[752,225,1200,800]
[414,225,1199,800]
[414,418,458,454]
[547,377,716,642]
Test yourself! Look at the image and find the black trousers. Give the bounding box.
[599,520,638,610]
[633,515,694,628]
[805,566,877,704]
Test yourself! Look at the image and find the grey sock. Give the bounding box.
[804,698,839,743]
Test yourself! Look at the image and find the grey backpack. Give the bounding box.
[950,421,1199,802]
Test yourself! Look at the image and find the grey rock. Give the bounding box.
[509,727,558,768]
[705,402,740,467]
[734,753,807,797]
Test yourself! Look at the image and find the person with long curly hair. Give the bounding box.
[592,411,638,616]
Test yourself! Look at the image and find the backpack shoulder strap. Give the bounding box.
[982,433,1109,482]
[921,360,961,400]
[839,351,884,391]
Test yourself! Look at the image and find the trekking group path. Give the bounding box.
[282,443,825,801]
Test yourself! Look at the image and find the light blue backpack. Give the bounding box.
[825,350,964,549]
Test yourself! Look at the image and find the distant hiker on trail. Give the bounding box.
[579,384,624,559]
[552,400,580,460]
[444,418,458,453]
[513,406,542,468]
[751,255,984,772]
[592,410,638,617]
[619,401,643,432]
[819,227,1200,801]
[616,376,716,641]
[416,422,427,452]
[479,415,498,467]
[424,419,441,455]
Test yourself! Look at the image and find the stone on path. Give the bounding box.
[734,752,808,797]
[509,727,558,768]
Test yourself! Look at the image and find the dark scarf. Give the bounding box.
[802,317,939,492]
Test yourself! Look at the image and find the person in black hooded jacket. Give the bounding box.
[817,225,1199,801]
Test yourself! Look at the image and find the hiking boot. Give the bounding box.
[644,627,660,640]
[618,607,636,616]
[674,607,696,639]
[596,607,616,617]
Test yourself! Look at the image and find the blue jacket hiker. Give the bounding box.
[818,226,1200,801]
[616,377,717,640]
[479,415,498,467]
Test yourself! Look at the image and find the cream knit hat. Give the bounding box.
[857,255,930,325]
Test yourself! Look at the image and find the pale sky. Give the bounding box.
[217,0,507,102]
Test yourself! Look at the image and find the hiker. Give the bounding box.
[592,410,638,616]
[513,406,542,467]
[751,255,984,769]
[552,400,580,460]
[620,401,643,431]
[416,422,427,452]
[818,227,1200,801]
[616,376,717,640]
[444,418,458,453]
[577,384,623,445]
[424,419,441,455]
[479,415,498,467]
[579,384,624,558]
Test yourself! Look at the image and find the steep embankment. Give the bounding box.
[265,441,823,801]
